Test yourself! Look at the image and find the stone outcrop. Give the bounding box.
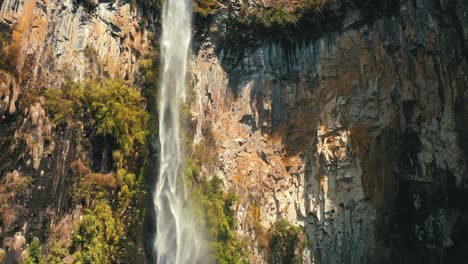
[3,232,27,263]
[0,0,148,86]
[190,0,468,262]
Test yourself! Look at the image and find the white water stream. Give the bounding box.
[153,0,204,263]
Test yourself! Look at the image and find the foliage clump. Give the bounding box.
[182,92,246,262]
[268,219,307,264]
[238,0,331,43]
[24,238,44,264]
[235,0,399,44]
[194,0,220,18]
[45,243,68,264]
[187,171,248,264]
[44,79,149,157]
[72,202,123,264]
[42,79,149,262]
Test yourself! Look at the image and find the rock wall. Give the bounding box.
[0,0,149,262]
[0,0,466,262]
[190,0,468,263]
[0,0,148,86]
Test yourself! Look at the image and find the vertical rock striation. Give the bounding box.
[190,0,468,262]
[0,0,148,86]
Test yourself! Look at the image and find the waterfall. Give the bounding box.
[153,0,204,263]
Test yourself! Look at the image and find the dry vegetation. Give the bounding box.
[0,171,31,230]
[0,32,20,76]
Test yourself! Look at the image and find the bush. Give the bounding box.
[24,238,44,264]
[44,79,149,157]
[188,175,248,264]
[43,79,148,262]
[72,202,122,264]
[45,243,68,264]
[268,219,306,264]
[194,0,219,18]
[235,0,336,44]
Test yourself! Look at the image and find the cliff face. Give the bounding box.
[0,0,149,262]
[1,0,148,83]
[190,0,468,262]
[1,0,467,263]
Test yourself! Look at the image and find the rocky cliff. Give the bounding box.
[0,0,150,263]
[0,0,467,263]
[189,0,468,263]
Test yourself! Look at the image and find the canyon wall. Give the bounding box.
[0,0,467,263]
[190,0,468,262]
[0,0,149,262]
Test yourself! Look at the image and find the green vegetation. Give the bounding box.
[242,2,301,31]
[41,78,149,262]
[139,32,161,101]
[185,135,307,263]
[268,219,307,264]
[194,0,220,18]
[184,121,247,263]
[45,243,68,264]
[233,0,399,43]
[186,169,248,264]
[44,79,149,158]
[25,238,44,264]
[72,202,122,264]
[237,0,332,43]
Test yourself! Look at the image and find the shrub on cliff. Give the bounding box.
[235,0,399,44]
[186,169,248,263]
[72,201,122,264]
[268,219,307,264]
[45,243,68,264]
[43,79,148,262]
[194,0,219,18]
[238,0,329,43]
[44,79,149,157]
[24,238,44,264]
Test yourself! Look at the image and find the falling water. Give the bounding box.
[153,0,204,263]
